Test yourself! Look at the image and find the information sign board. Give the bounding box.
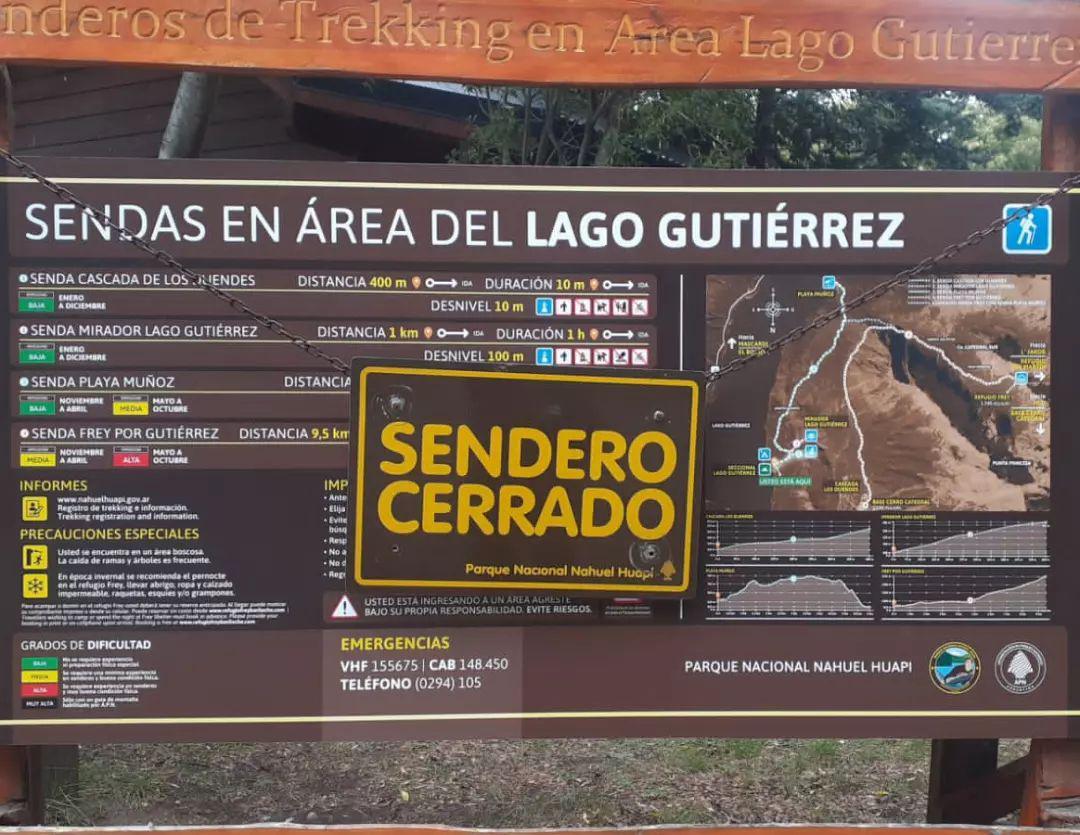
[0,159,1075,742]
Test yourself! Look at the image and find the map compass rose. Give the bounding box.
[753,287,795,334]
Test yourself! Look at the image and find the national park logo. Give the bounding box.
[930,642,980,695]
[994,642,1047,695]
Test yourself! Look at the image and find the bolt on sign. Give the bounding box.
[349,361,703,596]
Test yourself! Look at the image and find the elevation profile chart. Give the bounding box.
[882,568,1049,619]
[705,515,874,620]
[882,515,1050,619]
[882,516,1050,562]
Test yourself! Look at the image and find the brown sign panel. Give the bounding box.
[0,0,1077,92]
[349,361,703,596]
[0,161,1077,746]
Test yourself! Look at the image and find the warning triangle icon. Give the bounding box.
[331,594,359,619]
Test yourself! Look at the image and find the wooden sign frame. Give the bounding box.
[0,0,1076,92]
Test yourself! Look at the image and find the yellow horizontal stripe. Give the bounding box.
[0,708,1075,727]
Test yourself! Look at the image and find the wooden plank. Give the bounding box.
[12,66,174,104]
[18,76,180,126]
[20,103,177,147]
[208,140,346,160]
[0,0,1077,90]
[16,130,164,156]
[291,85,473,140]
[7,65,67,81]
[200,114,290,152]
[10,827,1080,835]
[1021,740,1080,827]
[21,125,345,160]
[19,87,278,149]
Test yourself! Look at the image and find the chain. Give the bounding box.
[0,148,351,374]
[0,148,1076,382]
[708,172,1080,381]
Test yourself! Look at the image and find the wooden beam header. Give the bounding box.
[0,0,1077,90]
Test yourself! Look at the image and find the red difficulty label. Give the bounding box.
[21,683,59,697]
[113,452,150,468]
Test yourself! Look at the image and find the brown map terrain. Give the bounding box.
[706,274,1050,512]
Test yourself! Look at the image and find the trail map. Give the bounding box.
[705,274,1051,513]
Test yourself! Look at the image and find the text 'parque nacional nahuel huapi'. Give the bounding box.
[349,362,703,596]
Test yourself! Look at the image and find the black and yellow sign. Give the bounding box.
[349,361,703,596]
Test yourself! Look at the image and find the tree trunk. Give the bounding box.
[749,88,780,168]
[159,72,221,159]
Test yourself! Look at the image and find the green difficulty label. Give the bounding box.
[20,397,56,416]
[21,657,58,670]
[19,346,55,365]
[18,293,55,313]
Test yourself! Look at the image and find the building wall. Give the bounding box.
[12,66,346,160]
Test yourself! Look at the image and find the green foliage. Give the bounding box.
[964,97,1042,171]
[605,90,756,167]
[450,87,1042,171]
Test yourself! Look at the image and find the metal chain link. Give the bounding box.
[0,148,351,373]
[0,147,1076,382]
[708,172,1080,381]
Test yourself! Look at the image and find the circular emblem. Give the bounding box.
[995,642,1047,695]
[930,642,980,694]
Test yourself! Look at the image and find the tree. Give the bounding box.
[963,97,1042,171]
[450,87,1041,172]
[451,88,630,166]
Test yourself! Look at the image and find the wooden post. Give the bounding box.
[0,747,28,825]
[924,91,1078,830]
[1015,94,1080,828]
[1042,94,1080,171]
[926,739,1001,823]
[0,65,14,151]
[27,746,79,824]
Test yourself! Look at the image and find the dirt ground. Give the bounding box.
[48,739,1030,828]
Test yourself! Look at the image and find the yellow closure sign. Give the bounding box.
[349,362,703,597]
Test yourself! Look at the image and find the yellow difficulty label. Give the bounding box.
[21,669,57,683]
[20,452,56,467]
[113,401,150,416]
